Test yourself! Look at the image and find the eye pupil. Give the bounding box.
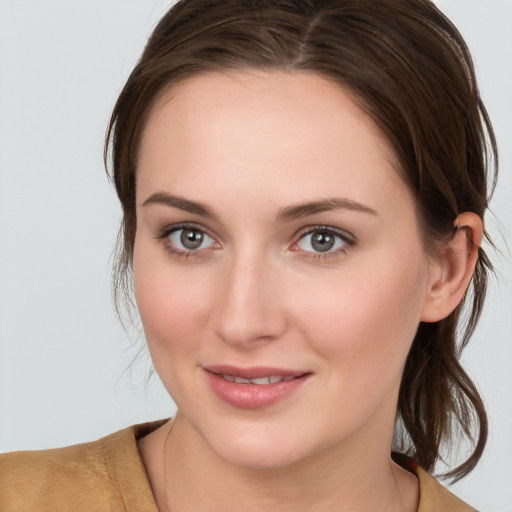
[311,231,335,252]
[181,229,204,249]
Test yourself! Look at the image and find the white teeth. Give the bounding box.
[220,374,296,385]
[233,376,251,384]
[250,376,271,385]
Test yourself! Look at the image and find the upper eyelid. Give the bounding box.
[293,224,356,243]
[157,222,216,240]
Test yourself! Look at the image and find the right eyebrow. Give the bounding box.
[141,192,217,219]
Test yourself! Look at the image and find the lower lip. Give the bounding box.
[205,371,309,410]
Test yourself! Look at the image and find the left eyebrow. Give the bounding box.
[276,198,378,222]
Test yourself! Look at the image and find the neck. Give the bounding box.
[152,414,417,512]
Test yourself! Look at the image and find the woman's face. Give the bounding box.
[133,71,437,468]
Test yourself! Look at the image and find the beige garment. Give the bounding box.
[0,421,476,511]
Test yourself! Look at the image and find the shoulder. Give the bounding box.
[0,421,165,511]
[413,464,478,512]
[0,433,119,511]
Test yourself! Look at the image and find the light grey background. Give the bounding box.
[0,1,510,510]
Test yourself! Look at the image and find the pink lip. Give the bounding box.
[204,365,311,410]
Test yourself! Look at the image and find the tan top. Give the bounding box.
[0,421,476,511]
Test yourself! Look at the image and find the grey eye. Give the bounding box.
[311,231,335,252]
[181,229,204,249]
[169,228,215,251]
[297,230,346,253]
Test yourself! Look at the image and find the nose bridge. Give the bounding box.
[212,245,287,346]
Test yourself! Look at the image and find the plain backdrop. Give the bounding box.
[0,1,510,510]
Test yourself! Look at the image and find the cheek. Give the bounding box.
[294,258,429,378]
[133,244,216,356]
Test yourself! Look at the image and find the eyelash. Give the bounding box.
[156,223,356,261]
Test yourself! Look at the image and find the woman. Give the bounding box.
[0,0,499,510]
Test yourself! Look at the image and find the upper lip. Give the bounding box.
[204,365,309,379]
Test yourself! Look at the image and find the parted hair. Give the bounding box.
[105,0,497,481]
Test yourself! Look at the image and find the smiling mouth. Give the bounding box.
[217,374,298,385]
[205,367,310,408]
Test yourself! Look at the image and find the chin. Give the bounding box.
[197,420,316,470]
[216,438,304,469]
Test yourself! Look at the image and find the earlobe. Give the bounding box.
[420,213,483,323]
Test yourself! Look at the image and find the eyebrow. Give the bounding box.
[142,192,216,219]
[142,192,377,221]
[276,198,378,222]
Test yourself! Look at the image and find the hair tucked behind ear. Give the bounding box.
[105,0,497,481]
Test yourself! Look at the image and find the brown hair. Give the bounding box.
[105,0,497,481]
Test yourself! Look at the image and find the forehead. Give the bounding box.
[142,70,394,165]
[137,70,412,219]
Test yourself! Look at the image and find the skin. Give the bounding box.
[133,71,482,511]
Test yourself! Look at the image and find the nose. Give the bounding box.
[211,254,288,348]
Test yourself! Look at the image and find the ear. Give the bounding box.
[420,212,483,323]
